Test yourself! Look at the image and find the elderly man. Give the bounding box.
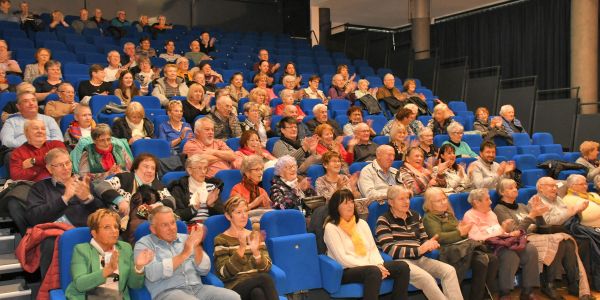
[376,73,406,115]
[44,82,77,122]
[276,105,309,139]
[252,49,279,74]
[71,8,97,33]
[563,174,600,228]
[9,119,66,181]
[358,145,400,200]
[134,206,240,300]
[532,177,588,226]
[0,91,62,148]
[305,104,343,136]
[272,116,319,172]
[499,104,527,134]
[109,10,130,38]
[90,8,109,29]
[183,118,235,178]
[328,74,355,102]
[103,50,124,82]
[468,141,515,189]
[120,42,137,69]
[207,95,241,140]
[349,122,377,162]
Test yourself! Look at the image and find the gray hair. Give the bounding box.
[418,127,433,138]
[279,88,294,99]
[243,101,259,113]
[447,122,464,134]
[44,60,61,71]
[148,206,175,225]
[17,91,36,104]
[376,144,394,156]
[45,148,69,165]
[107,50,120,58]
[357,79,369,86]
[499,105,514,116]
[497,178,517,195]
[387,185,411,201]
[176,56,189,64]
[123,42,135,49]
[274,155,296,176]
[194,117,214,132]
[24,119,44,134]
[74,104,91,115]
[404,103,418,114]
[240,155,264,174]
[312,103,327,114]
[185,154,208,169]
[566,174,586,188]
[433,103,448,113]
[282,75,295,83]
[383,73,394,81]
[91,123,112,140]
[57,82,73,91]
[536,176,555,190]
[467,188,489,205]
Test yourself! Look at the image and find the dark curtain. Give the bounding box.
[431,0,571,90]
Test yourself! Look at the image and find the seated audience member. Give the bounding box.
[44,82,77,122]
[152,63,189,106]
[133,206,241,300]
[120,42,137,69]
[111,102,154,145]
[417,127,437,161]
[183,117,236,177]
[132,14,149,33]
[324,189,410,299]
[231,156,271,217]
[350,122,378,162]
[0,39,22,74]
[78,64,114,100]
[535,176,588,226]
[240,102,268,146]
[114,71,142,106]
[499,104,527,134]
[10,119,66,181]
[441,122,478,158]
[306,104,343,135]
[133,56,157,90]
[315,151,361,200]
[64,104,95,148]
[358,145,400,200]
[473,106,513,144]
[33,60,62,102]
[252,49,279,74]
[564,174,600,228]
[150,15,172,38]
[0,68,16,93]
[301,74,327,102]
[280,62,301,86]
[275,89,305,119]
[388,123,409,161]
[199,31,215,55]
[214,197,278,300]
[468,141,516,189]
[272,117,320,172]
[328,74,355,102]
[104,51,124,82]
[276,105,309,139]
[169,154,224,224]
[185,39,211,65]
[404,103,426,135]
[234,129,276,169]
[90,8,109,31]
[225,72,249,110]
[398,147,434,195]
[108,10,130,38]
[253,74,276,100]
[337,64,357,90]
[427,103,456,136]
[376,185,463,299]
[343,106,375,136]
[182,83,210,124]
[0,1,19,23]
[316,123,354,165]
[158,100,193,153]
[79,124,133,180]
[270,155,316,214]
[254,60,275,87]
[433,144,471,194]
[71,8,97,34]
[135,36,156,58]
[0,91,62,148]
[376,74,406,115]
[23,48,50,83]
[248,87,270,114]
[496,178,591,300]
[49,10,69,31]
[462,188,540,300]
[281,74,303,100]
[208,95,242,139]
[402,79,435,116]
[191,69,216,93]
[13,1,38,29]
[176,56,195,85]
[353,78,378,105]
[576,141,600,182]
[422,187,498,300]
[159,40,182,63]
[65,209,154,299]
[381,106,421,136]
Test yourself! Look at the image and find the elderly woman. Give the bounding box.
[398,147,435,195]
[133,56,157,90]
[158,100,194,153]
[315,123,354,164]
[421,187,498,300]
[328,74,355,102]
[111,102,154,145]
[253,74,276,100]
[234,130,276,169]
[65,209,154,300]
[114,71,142,106]
[343,106,375,137]
[441,122,478,158]
[381,106,420,137]
[225,72,249,110]
[401,79,433,116]
[64,105,96,148]
[427,103,456,136]
[388,123,409,161]
[79,124,133,180]
[494,178,592,300]
[473,107,513,144]
[324,189,410,300]
[315,151,360,200]
[499,104,527,134]
[34,60,63,102]
[274,89,306,120]
[301,74,327,102]
[182,83,210,124]
[231,155,272,224]
[240,102,269,146]
[176,57,194,85]
[254,60,275,88]
[462,188,540,300]
[417,127,437,160]
[576,141,600,183]
[336,64,357,91]
[152,63,189,106]
[248,87,271,116]
[0,40,22,74]
[432,144,471,194]
[24,48,51,83]
[270,155,317,215]
[214,197,279,300]
[169,154,224,224]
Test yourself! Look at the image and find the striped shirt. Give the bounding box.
[375,210,428,259]
[213,233,272,288]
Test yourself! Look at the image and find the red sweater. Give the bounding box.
[9,141,66,182]
[316,142,354,164]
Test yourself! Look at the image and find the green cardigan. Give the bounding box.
[422,212,466,245]
[65,241,145,300]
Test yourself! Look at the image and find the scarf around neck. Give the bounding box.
[281,135,302,149]
[95,143,116,171]
[497,199,518,210]
[338,216,366,257]
[242,175,261,205]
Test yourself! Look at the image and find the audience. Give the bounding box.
[240,102,268,146]
[71,8,97,33]
[152,63,189,106]
[402,79,433,115]
[0,0,19,23]
[350,122,378,162]
[417,127,437,160]
[473,107,513,144]
[234,129,276,169]
[0,40,21,74]
[104,50,124,82]
[499,104,527,134]
[230,155,272,220]
[254,60,275,87]
[270,155,317,215]
[176,56,194,85]
[358,145,399,200]
[328,74,354,102]
[576,141,600,182]
[64,104,95,148]
[133,14,150,33]
[279,62,301,87]
[78,64,114,100]
[111,102,154,145]
[120,42,137,69]
[427,103,456,136]
[33,60,62,101]
[182,83,210,124]
[252,49,279,75]
[79,123,133,180]
[158,101,194,153]
[563,174,600,227]
[468,141,516,189]
[343,107,375,137]
[207,94,242,140]
[253,74,276,100]
[133,56,157,89]
[44,82,77,122]
[150,15,172,38]
[315,123,354,165]
[23,47,50,83]
[185,39,211,65]
[272,117,319,172]
[108,10,130,38]
[159,40,182,63]
[388,123,409,161]
[433,144,471,193]
[381,106,421,136]
[135,37,156,57]
[315,151,361,200]
[49,10,69,31]
[0,68,15,93]
[305,104,342,135]
[376,74,405,115]
[275,89,305,120]
[301,74,327,102]
[114,70,142,105]
[441,122,478,158]
[183,117,236,177]
[90,8,109,32]
[398,147,434,196]
[225,72,249,110]
[199,31,215,55]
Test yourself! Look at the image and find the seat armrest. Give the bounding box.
[269,264,287,295]
[318,254,343,293]
[202,273,225,287]
[49,289,66,300]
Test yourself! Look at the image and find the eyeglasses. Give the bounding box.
[50,160,72,168]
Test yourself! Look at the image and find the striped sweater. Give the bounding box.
[213,233,272,288]
[375,210,429,259]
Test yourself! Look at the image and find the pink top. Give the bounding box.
[462,208,505,241]
[182,138,232,178]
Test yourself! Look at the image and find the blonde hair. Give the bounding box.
[580,141,599,157]
[423,187,455,215]
[167,100,183,112]
[224,196,249,216]
[187,83,205,100]
[87,208,120,231]
[126,101,145,118]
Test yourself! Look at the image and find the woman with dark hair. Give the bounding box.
[315,151,360,201]
[234,130,276,169]
[324,189,410,300]
[114,70,142,106]
[279,62,301,88]
[123,185,165,243]
[253,60,274,88]
[79,124,133,180]
[301,74,327,102]
[33,60,63,102]
[433,144,471,194]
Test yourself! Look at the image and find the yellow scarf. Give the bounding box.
[338,216,367,257]
[567,188,600,206]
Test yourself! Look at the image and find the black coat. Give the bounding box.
[168,175,224,222]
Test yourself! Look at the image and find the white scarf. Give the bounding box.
[189,177,208,207]
[126,117,145,139]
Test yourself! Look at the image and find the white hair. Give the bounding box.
[312,103,327,114]
[499,105,514,116]
[447,122,464,134]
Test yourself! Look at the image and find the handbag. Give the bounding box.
[302,196,326,211]
[535,224,567,234]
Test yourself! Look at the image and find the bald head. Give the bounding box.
[282,104,298,118]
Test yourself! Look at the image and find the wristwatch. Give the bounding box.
[31,158,36,165]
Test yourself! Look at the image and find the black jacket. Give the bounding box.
[111,117,155,142]
[168,175,224,222]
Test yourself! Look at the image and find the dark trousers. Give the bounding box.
[341,260,410,300]
[469,251,498,300]
[7,198,28,237]
[497,244,540,295]
[40,236,56,278]
[544,239,579,287]
[232,273,279,300]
